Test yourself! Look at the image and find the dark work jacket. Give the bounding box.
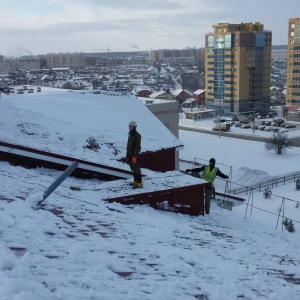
[191,165,227,180]
[127,129,141,157]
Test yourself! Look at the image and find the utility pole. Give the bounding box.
[218,110,221,138]
[252,107,255,133]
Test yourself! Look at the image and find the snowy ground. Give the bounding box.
[179,129,300,237]
[1,161,300,300]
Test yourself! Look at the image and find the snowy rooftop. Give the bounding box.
[1,160,300,299]
[1,88,300,298]
[0,88,182,170]
[193,89,205,95]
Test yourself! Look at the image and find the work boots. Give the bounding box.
[132,174,143,188]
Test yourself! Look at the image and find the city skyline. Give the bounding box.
[0,0,299,57]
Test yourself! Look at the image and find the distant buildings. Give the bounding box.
[272,49,287,60]
[205,22,272,114]
[286,17,300,109]
[46,52,86,69]
[149,48,205,64]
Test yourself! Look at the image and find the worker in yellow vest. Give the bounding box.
[186,158,228,214]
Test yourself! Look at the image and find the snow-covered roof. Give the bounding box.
[150,90,167,98]
[1,97,300,298]
[138,97,176,104]
[0,89,182,169]
[193,89,205,95]
[172,89,190,97]
[184,98,197,104]
[270,86,280,91]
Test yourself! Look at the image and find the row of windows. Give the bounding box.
[292,92,300,96]
[294,29,300,36]
[290,38,300,44]
[291,46,300,51]
[290,70,300,74]
[289,85,300,89]
[290,61,300,66]
[289,77,300,82]
[291,23,300,29]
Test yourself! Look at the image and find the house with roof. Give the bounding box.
[150,90,175,100]
[182,98,198,109]
[134,88,153,98]
[172,89,191,104]
[270,86,284,105]
[192,88,206,106]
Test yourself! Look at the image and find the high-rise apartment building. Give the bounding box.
[46,52,86,69]
[286,18,300,109]
[205,22,272,114]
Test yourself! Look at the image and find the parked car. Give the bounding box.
[264,126,273,131]
[270,127,279,132]
[274,118,285,125]
[279,128,289,133]
[284,124,296,128]
[264,121,272,126]
[258,125,265,130]
[259,121,265,125]
[235,122,242,127]
[251,125,259,130]
[241,124,251,129]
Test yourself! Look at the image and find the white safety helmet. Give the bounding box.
[128,121,137,127]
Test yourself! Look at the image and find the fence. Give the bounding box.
[230,171,300,195]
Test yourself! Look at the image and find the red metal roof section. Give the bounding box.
[0,141,132,181]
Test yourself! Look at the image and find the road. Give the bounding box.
[179,125,300,147]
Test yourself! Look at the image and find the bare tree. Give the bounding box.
[265,132,293,155]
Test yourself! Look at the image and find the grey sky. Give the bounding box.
[0,0,299,57]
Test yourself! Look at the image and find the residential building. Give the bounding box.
[46,52,86,69]
[192,89,206,106]
[0,63,11,74]
[205,22,272,114]
[270,86,283,104]
[286,17,300,109]
[149,48,205,65]
[134,88,153,98]
[172,89,191,104]
[272,49,287,60]
[150,90,175,100]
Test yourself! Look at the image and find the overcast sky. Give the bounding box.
[0,0,299,57]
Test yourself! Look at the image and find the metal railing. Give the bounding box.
[230,171,300,195]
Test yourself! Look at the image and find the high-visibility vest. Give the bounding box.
[201,165,217,182]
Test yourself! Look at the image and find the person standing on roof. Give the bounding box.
[126,121,143,188]
[185,158,228,214]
